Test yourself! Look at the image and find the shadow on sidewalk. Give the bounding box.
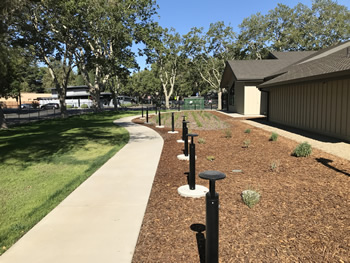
[248,118,344,143]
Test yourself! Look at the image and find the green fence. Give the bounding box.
[183,97,204,110]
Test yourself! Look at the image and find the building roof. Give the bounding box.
[220,51,316,89]
[268,51,316,61]
[260,41,350,88]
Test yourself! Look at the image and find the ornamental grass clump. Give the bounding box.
[270,160,280,172]
[243,139,251,148]
[206,155,215,161]
[241,189,261,208]
[269,132,278,141]
[224,129,232,138]
[293,142,312,157]
[198,138,206,144]
[244,128,251,134]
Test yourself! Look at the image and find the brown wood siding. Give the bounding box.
[269,77,350,141]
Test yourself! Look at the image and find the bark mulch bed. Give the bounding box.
[132,111,350,263]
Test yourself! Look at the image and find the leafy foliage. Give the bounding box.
[241,189,261,208]
[293,142,312,157]
[269,132,279,141]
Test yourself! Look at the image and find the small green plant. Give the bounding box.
[224,129,232,138]
[293,142,312,157]
[270,160,280,172]
[198,138,206,144]
[269,132,278,141]
[206,155,215,161]
[81,104,88,109]
[243,139,251,148]
[244,128,251,134]
[241,189,261,208]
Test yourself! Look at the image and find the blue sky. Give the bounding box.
[155,0,349,34]
[135,0,350,69]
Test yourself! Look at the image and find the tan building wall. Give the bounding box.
[244,86,262,115]
[269,77,350,141]
[233,82,245,114]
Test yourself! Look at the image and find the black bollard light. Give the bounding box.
[211,103,213,110]
[146,107,149,123]
[155,106,157,114]
[141,105,144,118]
[183,123,189,156]
[171,112,175,132]
[178,102,181,111]
[182,116,187,141]
[187,133,198,190]
[198,170,226,263]
[158,111,162,126]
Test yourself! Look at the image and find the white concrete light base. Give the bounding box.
[156,125,164,128]
[168,131,179,134]
[176,139,190,143]
[178,185,209,198]
[177,154,197,161]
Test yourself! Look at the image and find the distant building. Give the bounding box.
[39,86,114,108]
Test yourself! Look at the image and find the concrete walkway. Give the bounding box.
[0,116,163,263]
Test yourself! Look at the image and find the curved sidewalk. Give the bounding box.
[0,116,164,263]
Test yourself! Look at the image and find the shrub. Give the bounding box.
[241,189,260,208]
[269,132,278,141]
[293,142,312,157]
[270,160,280,172]
[243,139,251,148]
[206,156,215,161]
[244,129,251,134]
[81,104,88,109]
[198,138,206,144]
[224,129,232,138]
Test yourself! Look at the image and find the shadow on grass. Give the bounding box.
[0,111,133,165]
[316,158,350,177]
[190,223,206,263]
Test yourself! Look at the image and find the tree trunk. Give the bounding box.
[217,90,222,110]
[57,84,68,118]
[0,105,7,129]
[90,83,101,111]
[165,94,170,109]
[110,89,118,110]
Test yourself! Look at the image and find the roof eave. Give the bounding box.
[259,69,350,90]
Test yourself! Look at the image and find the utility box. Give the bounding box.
[183,97,204,110]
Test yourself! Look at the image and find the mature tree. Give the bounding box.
[237,13,269,59]
[74,0,157,111]
[12,0,80,118]
[124,68,161,102]
[183,22,236,110]
[146,26,182,109]
[0,0,39,127]
[237,0,350,56]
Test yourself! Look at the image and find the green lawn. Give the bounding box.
[0,111,136,254]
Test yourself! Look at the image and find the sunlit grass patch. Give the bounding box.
[0,111,135,254]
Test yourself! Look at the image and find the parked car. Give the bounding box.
[41,103,59,110]
[20,103,34,109]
